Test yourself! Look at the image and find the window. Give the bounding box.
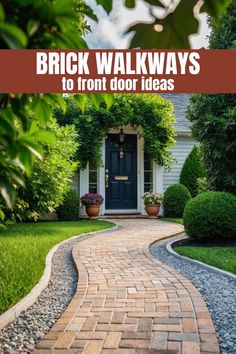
[144,152,153,192]
[89,160,98,193]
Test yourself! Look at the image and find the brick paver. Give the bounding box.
[34,220,219,354]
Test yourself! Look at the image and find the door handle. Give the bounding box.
[105,169,109,188]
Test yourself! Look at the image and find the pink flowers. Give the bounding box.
[80,193,104,206]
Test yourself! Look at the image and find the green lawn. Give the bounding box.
[175,246,236,274]
[161,218,183,225]
[0,220,113,315]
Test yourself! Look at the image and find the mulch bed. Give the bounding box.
[172,236,236,248]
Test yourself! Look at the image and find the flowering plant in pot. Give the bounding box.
[142,192,162,218]
[80,193,104,219]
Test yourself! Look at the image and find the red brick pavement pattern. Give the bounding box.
[34,220,219,354]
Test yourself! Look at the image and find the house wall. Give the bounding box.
[71,133,196,215]
[163,135,196,192]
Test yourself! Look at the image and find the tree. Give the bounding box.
[179,146,206,197]
[0,0,107,219]
[188,0,236,194]
[55,94,176,169]
[94,0,232,49]
[4,120,78,222]
[209,0,236,49]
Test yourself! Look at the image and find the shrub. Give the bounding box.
[197,177,211,195]
[187,2,236,195]
[179,146,206,197]
[163,183,191,218]
[56,188,79,221]
[5,121,78,222]
[183,192,236,240]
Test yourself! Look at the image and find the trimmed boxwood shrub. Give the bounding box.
[179,146,206,197]
[56,188,79,221]
[183,192,236,240]
[163,183,191,218]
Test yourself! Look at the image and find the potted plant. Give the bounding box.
[80,193,104,219]
[142,192,162,218]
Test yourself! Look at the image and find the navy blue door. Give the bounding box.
[105,134,137,210]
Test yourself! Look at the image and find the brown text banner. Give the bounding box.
[0,49,235,93]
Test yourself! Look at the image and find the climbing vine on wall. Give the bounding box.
[55,94,176,169]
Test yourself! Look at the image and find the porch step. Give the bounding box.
[101,214,156,219]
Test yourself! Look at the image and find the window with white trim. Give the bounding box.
[144,152,153,192]
[89,160,98,193]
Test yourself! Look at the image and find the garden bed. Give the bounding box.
[173,238,236,274]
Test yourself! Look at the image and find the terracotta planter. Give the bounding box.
[86,204,100,219]
[145,204,160,218]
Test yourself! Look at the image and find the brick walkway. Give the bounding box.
[34,220,219,354]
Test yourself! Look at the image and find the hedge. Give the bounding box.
[183,191,236,240]
[163,183,191,218]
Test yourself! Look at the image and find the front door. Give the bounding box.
[105,134,137,210]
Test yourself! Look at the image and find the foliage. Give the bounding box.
[20,121,78,218]
[163,183,191,218]
[188,1,236,194]
[197,177,211,194]
[0,220,114,314]
[0,0,91,49]
[142,192,162,205]
[81,193,104,206]
[4,121,78,222]
[209,0,236,49]
[175,246,236,274]
[179,146,206,197]
[188,94,236,194]
[0,0,110,219]
[55,94,176,169]
[183,192,236,240]
[56,188,80,221]
[96,0,231,49]
[3,199,40,223]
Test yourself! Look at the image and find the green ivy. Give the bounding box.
[55,94,176,169]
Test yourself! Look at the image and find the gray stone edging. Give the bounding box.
[0,222,118,331]
[166,236,236,281]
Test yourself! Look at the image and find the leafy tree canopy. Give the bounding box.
[95,0,232,49]
[188,0,236,194]
[55,94,176,169]
[209,0,236,48]
[0,0,232,50]
[0,0,109,216]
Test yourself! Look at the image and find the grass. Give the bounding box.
[161,218,236,274]
[0,220,113,315]
[161,218,183,225]
[175,246,236,274]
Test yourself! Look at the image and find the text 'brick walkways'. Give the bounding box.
[34,220,219,354]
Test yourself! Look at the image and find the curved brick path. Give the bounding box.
[34,220,219,354]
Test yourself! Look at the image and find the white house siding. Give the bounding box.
[163,135,196,192]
